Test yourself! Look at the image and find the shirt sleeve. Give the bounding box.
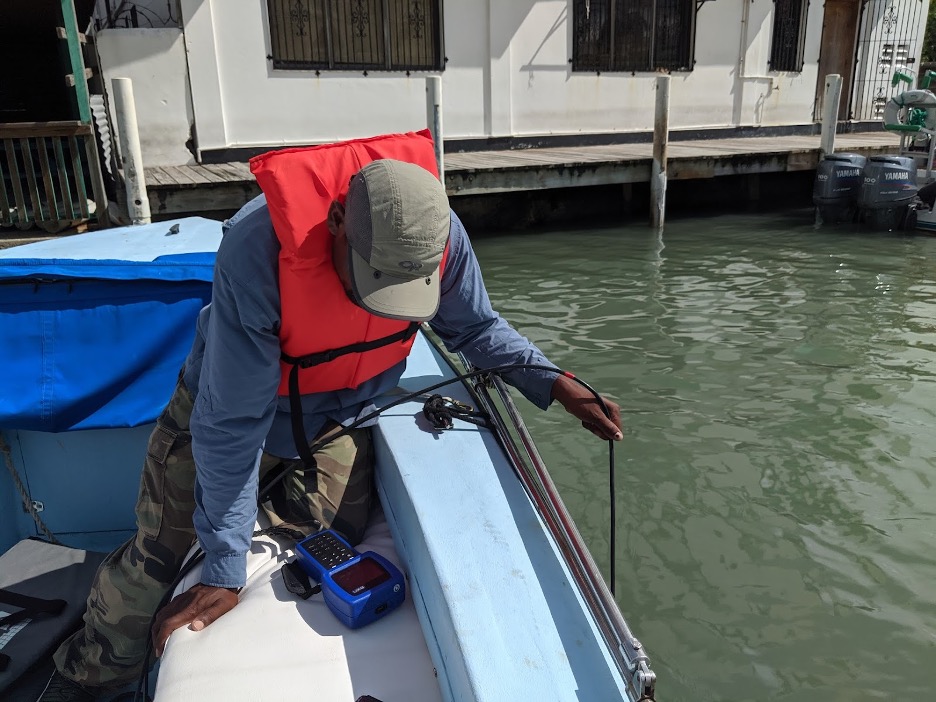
[428,212,559,410]
[189,209,282,588]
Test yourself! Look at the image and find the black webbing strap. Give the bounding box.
[281,323,419,467]
[0,587,66,630]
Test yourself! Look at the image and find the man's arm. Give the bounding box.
[190,265,281,588]
[190,209,283,588]
[153,207,282,655]
[428,212,621,440]
[427,212,557,409]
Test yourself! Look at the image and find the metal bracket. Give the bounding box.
[29,500,45,513]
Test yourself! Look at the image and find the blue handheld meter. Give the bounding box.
[295,529,405,629]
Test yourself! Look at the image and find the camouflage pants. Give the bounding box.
[53,377,374,689]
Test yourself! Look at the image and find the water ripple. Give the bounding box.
[471,213,936,701]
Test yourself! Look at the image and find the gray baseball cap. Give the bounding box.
[344,159,450,322]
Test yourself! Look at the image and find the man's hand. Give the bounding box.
[551,373,622,441]
[152,584,240,656]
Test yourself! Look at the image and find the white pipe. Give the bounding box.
[425,76,444,179]
[112,77,151,225]
[651,75,670,230]
[821,74,843,158]
[738,0,750,79]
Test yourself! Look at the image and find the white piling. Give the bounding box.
[112,77,151,225]
[820,74,843,159]
[651,75,670,229]
[426,76,444,179]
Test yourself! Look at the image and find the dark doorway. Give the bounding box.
[0,1,96,123]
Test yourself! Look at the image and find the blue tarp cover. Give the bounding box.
[0,218,222,431]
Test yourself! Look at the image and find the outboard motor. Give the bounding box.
[858,155,919,231]
[813,153,866,223]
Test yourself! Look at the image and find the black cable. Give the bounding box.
[101,0,128,28]
[103,1,132,29]
[129,5,165,26]
[114,5,160,28]
[259,362,617,591]
[133,549,204,702]
[609,434,616,596]
[439,354,618,595]
[259,363,610,501]
[133,362,616,698]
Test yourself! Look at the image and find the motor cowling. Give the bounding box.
[858,155,919,231]
[813,153,866,223]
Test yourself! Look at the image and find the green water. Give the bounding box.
[470,212,936,702]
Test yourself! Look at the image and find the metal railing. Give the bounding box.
[458,355,657,701]
[0,121,107,231]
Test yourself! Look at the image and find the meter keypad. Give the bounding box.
[302,531,356,570]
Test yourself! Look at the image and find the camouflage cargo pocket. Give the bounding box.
[135,379,195,540]
[136,425,177,539]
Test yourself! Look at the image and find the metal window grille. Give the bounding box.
[769,0,809,72]
[267,0,444,71]
[572,0,695,73]
[851,0,924,122]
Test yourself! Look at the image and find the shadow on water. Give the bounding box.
[470,212,936,702]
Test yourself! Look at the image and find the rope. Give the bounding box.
[0,434,61,545]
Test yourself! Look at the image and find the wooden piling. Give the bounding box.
[820,74,843,159]
[651,75,670,229]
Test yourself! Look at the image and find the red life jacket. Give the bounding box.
[249,130,446,399]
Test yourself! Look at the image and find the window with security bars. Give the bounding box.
[267,0,444,71]
[769,0,809,72]
[572,0,696,73]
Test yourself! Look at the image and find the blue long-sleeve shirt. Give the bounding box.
[184,196,558,587]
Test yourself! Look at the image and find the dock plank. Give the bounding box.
[196,164,230,184]
[200,163,241,183]
[145,130,904,212]
[144,167,172,187]
[213,162,254,181]
[157,165,202,186]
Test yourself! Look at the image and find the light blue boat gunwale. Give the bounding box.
[374,334,632,701]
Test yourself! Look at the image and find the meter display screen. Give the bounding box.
[332,557,391,596]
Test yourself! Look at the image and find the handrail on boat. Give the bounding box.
[452,351,657,702]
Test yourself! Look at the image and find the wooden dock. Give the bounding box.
[144,131,902,217]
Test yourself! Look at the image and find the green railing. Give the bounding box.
[0,122,107,231]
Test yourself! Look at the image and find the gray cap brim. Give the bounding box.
[349,244,440,322]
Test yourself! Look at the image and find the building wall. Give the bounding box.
[96,28,195,166]
[174,0,829,155]
[93,0,907,161]
[502,0,823,135]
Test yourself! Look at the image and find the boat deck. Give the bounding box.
[144,131,902,216]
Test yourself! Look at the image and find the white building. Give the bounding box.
[92,0,929,168]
